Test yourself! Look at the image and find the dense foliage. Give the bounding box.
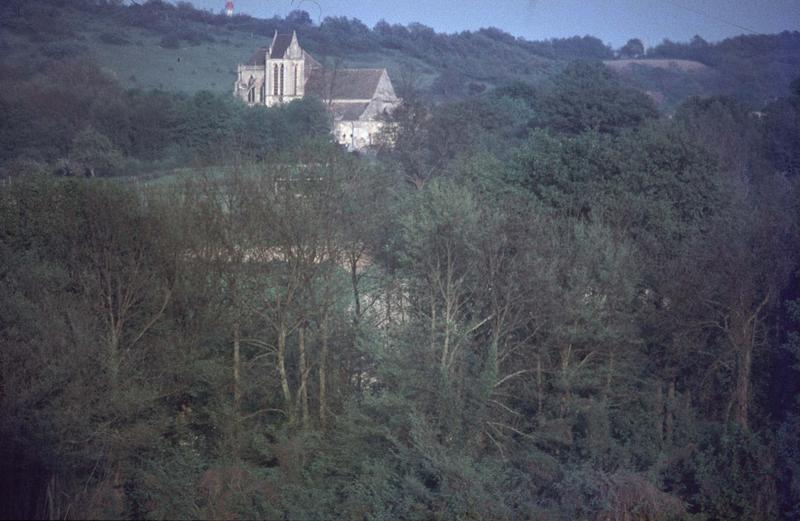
[2,2,800,520]
[0,58,330,177]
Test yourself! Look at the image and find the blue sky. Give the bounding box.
[188,0,800,47]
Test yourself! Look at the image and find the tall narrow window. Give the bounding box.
[248,87,254,103]
[273,64,279,96]
[294,64,298,95]
[280,64,285,97]
[260,82,265,103]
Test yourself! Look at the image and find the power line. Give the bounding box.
[659,0,761,35]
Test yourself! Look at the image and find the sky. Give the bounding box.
[188,0,800,47]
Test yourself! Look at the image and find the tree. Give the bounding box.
[618,38,645,59]
[681,174,796,428]
[378,95,436,189]
[175,169,265,429]
[181,91,238,162]
[430,68,466,98]
[536,61,658,134]
[764,78,800,178]
[0,177,182,518]
[776,299,800,518]
[71,182,176,383]
[676,95,770,181]
[286,10,312,27]
[402,180,484,379]
[69,127,124,176]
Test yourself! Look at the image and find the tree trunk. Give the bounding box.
[559,344,572,418]
[385,276,392,331]
[46,474,56,521]
[298,326,310,428]
[441,248,454,378]
[430,283,437,355]
[604,349,614,405]
[666,379,676,446]
[536,354,543,416]
[442,289,453,378]
[233,321,241,411]
[350,256,361,323]
[108,327,121,385]
[319,314,329,428]
[656,382,664,443]
[486,333,499,390]
[730,293,768,430]
[733,333,752,430]
[277,322,292,418]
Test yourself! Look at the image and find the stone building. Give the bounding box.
[234,31,400,150]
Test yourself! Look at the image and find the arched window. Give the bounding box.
[260,82,265,103]
[279,64,285,97]
[247,75,255,103]
[294,64,298,95]
[273,64,279,96]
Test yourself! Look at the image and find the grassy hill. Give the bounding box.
[0,0,556,96]
[1,0,798,109]
[1,2,279,93]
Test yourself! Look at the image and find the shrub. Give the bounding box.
[160,34,180,49]
[41,42,87,59]
[98,32,130,45]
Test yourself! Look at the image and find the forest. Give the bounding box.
[2,1,800,520]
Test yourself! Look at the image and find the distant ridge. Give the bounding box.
[604,59,709,73]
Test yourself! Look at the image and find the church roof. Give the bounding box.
[246,47,267,66]
[306,69,385,101]
[270,33,293,58]
[303,51,322,71]
[330,102,371,121]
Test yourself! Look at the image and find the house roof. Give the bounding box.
[270,33,293,58]
[246,47,267,66]
[306,68,385,101]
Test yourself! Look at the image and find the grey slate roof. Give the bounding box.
[330,102,371,121]
[305,69,385,101]
[270,33,293,58]
[246,47,267,66]
[303,51,322,72]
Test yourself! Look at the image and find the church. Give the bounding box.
[234,31,401,150]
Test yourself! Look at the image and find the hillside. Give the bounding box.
[0,0,800,108]
[2,0,797,109]
[0,0,560,97]
[604,58,710,73]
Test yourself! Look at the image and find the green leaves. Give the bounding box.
[536,61,659,135]
[510,123,723,256]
